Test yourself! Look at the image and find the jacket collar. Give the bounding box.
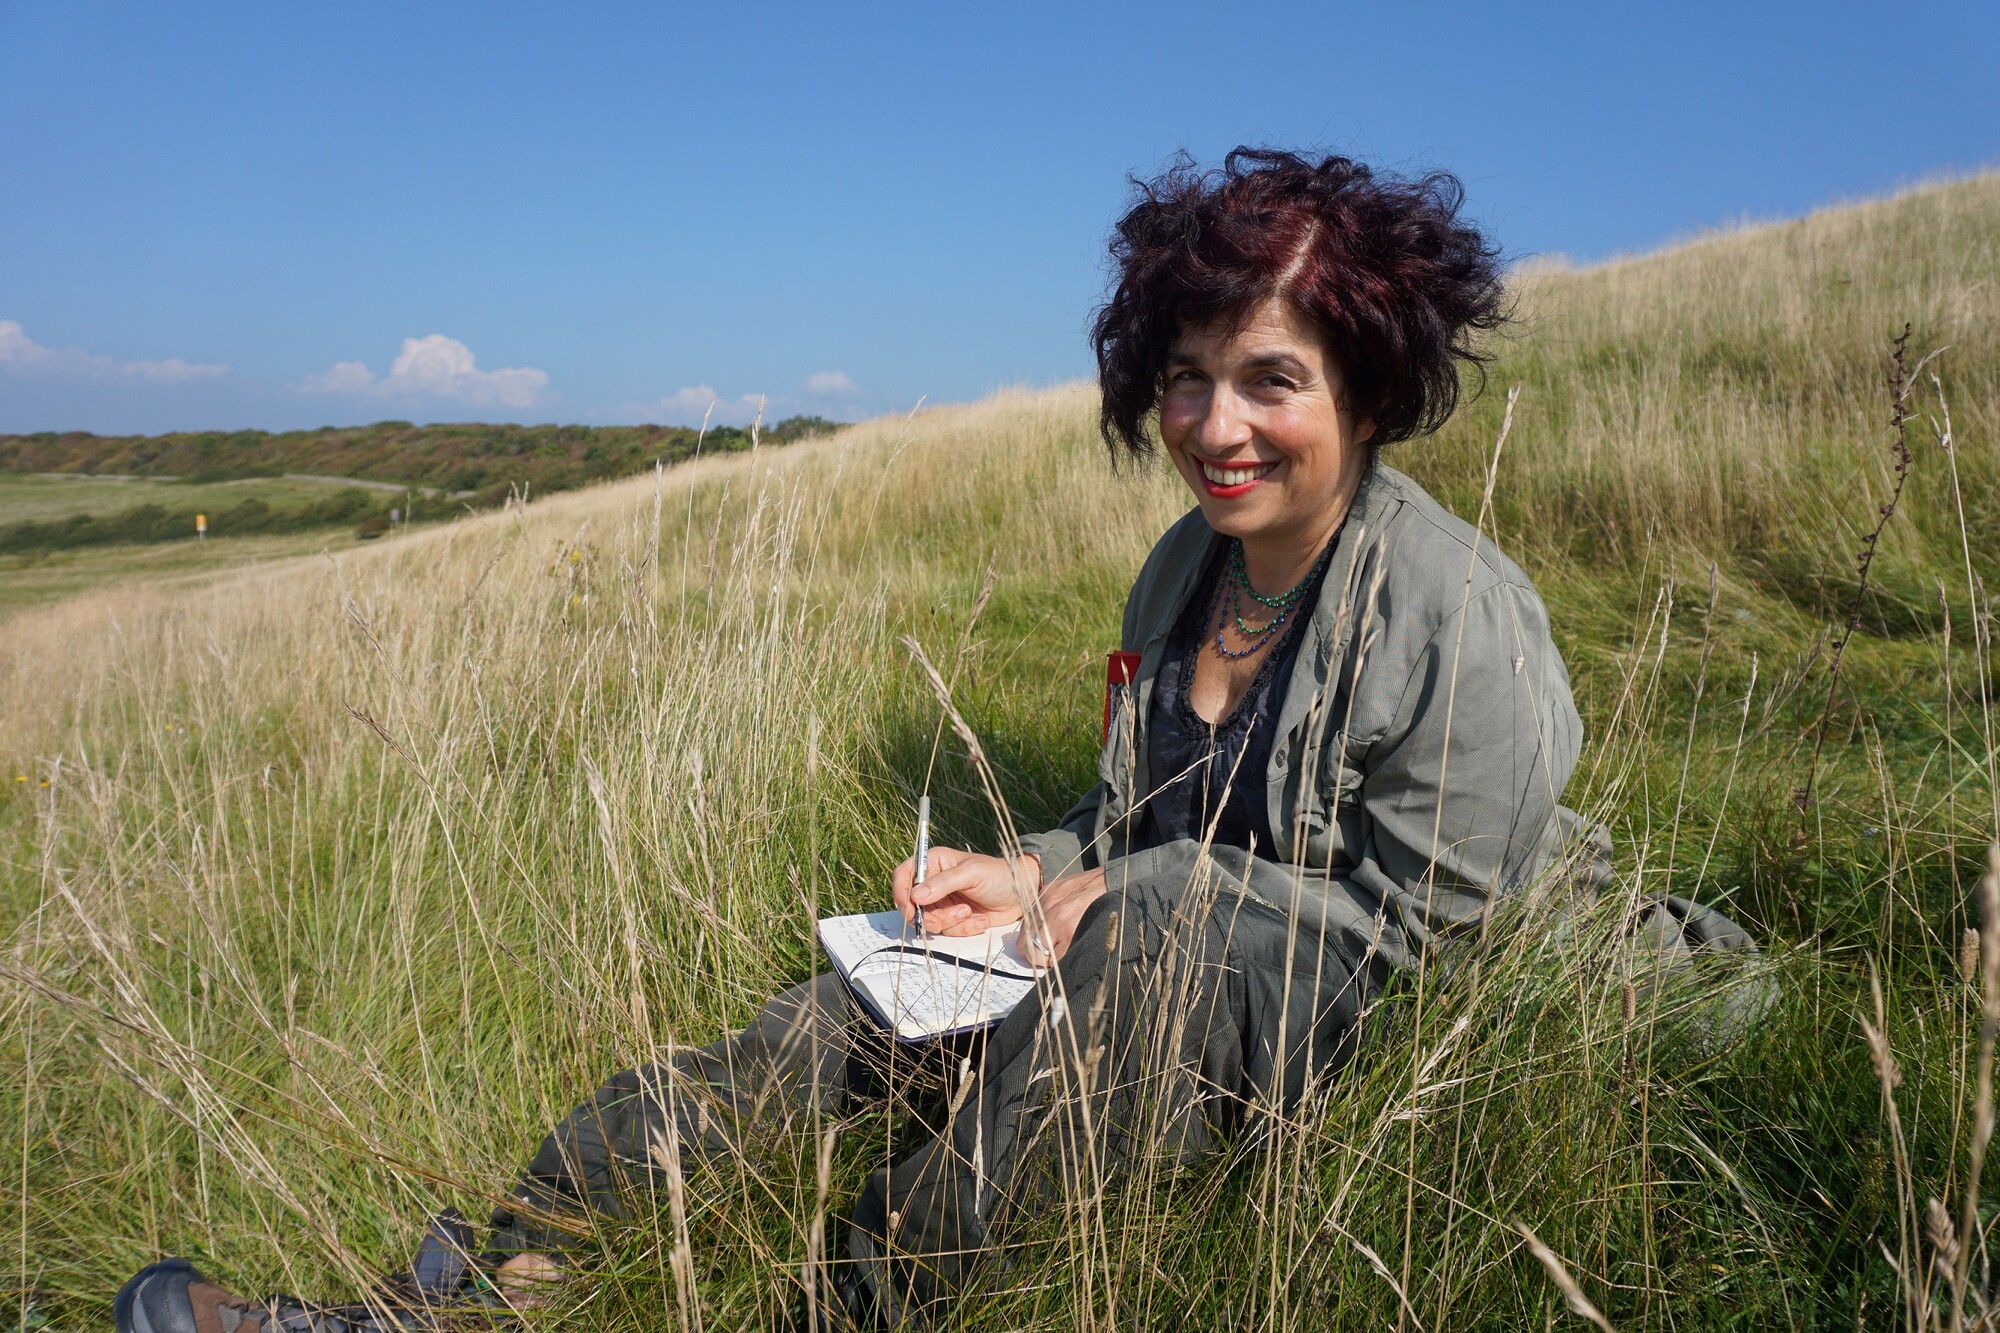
[1271,462,1404,752]
[1132,462,1403,663]
[1110,464,1406,863]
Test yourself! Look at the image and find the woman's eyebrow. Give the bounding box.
[1163,348,1312,376]
[1240,351,1312,375]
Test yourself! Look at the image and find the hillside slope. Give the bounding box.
[0,415,843,496]
[1,174,1995,1330]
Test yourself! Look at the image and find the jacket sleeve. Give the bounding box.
[1092,580,1582,969]
[1016,785,1105,880]
[1345,579,1581,937]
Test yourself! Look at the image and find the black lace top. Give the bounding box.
[1136,534,1336,856]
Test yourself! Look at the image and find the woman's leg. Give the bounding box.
[115,975,884,1331]
[488,971,882,1257]
[839,877,1374,1320]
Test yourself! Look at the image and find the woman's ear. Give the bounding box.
[1337,394,1377,449]
[1326,350,1376,449]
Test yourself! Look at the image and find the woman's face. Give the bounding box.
[1158,297,1374,560]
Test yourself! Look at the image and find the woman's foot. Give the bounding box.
[114,1212,519,1332]
[114,1257,439,1331]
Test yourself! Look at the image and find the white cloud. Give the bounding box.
[0,322,35,364]
[0,318,227,382]
[622,384,767,427]
[299,360,377,395]
[124,356,230,384]
[803,369,859,396]
[300,334,549,408]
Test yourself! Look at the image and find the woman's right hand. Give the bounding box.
[892,847,1042,937]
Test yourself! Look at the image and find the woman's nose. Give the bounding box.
[1196,388,1254,450]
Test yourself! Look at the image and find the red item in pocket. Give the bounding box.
[1103,651,1142,743]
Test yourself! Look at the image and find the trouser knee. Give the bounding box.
[489,974,866,1254]
[839,1157,984,1324]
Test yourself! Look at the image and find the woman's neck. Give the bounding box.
[1236,488,1359,597]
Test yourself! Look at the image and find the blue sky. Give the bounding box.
[1,1,1993,436]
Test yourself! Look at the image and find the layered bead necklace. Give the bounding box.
[1210,536,1335,661]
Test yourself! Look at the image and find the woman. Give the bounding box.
[116,149,1611,1331]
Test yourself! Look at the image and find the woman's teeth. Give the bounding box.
[1200,460,1275,486]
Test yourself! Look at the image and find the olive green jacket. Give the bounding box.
[1018,464,1605,981]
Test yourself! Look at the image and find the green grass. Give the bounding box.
[1,175,1997,1330]
[0,474,396,526]
[0,475,459,619]
[0,531,369,620]
[0,415,842,508]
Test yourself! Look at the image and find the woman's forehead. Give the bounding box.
[1170,300,1324,363]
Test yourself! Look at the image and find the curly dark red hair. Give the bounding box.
[1091,147,1509,460]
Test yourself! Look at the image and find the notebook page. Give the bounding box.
[818,910,1043,1039]
[818,911,1038,979]
[849,953,1038,1041]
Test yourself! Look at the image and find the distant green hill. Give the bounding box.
[0,415,843,551]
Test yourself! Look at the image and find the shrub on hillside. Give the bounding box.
[0,414,852,521]
[0,489,397,553]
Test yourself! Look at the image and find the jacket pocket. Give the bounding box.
[1322,758,1364,808]
[1295,747,1364,870]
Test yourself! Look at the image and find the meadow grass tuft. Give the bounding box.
[3,173,1997,1329]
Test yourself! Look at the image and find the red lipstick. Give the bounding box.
[1192,455,1278,499]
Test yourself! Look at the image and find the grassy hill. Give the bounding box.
[2,174,1996,1329]
[0,415,844,557]
[0,414,844,493]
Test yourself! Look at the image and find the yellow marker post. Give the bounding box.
[195,512,207,541]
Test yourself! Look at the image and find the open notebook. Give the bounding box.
[818,910,1044,1043]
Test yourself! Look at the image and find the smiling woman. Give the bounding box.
[113,150,1759,1333]
[888,149,1747,1314]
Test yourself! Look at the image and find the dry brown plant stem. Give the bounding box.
[1798,324,1939,822]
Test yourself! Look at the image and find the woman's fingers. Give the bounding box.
[893,847,968,922]
[908,858,977,906]
[1044,901,1090,963]
[923,897,977,928]
[913,854,1019,910]
[928,910,990,938]
[1021,915,1059,966]
[888,848,1036,932]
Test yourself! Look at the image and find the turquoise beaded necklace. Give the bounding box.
[1210,536,1334,661]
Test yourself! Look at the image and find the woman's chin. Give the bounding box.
[1193,496,1276,542]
